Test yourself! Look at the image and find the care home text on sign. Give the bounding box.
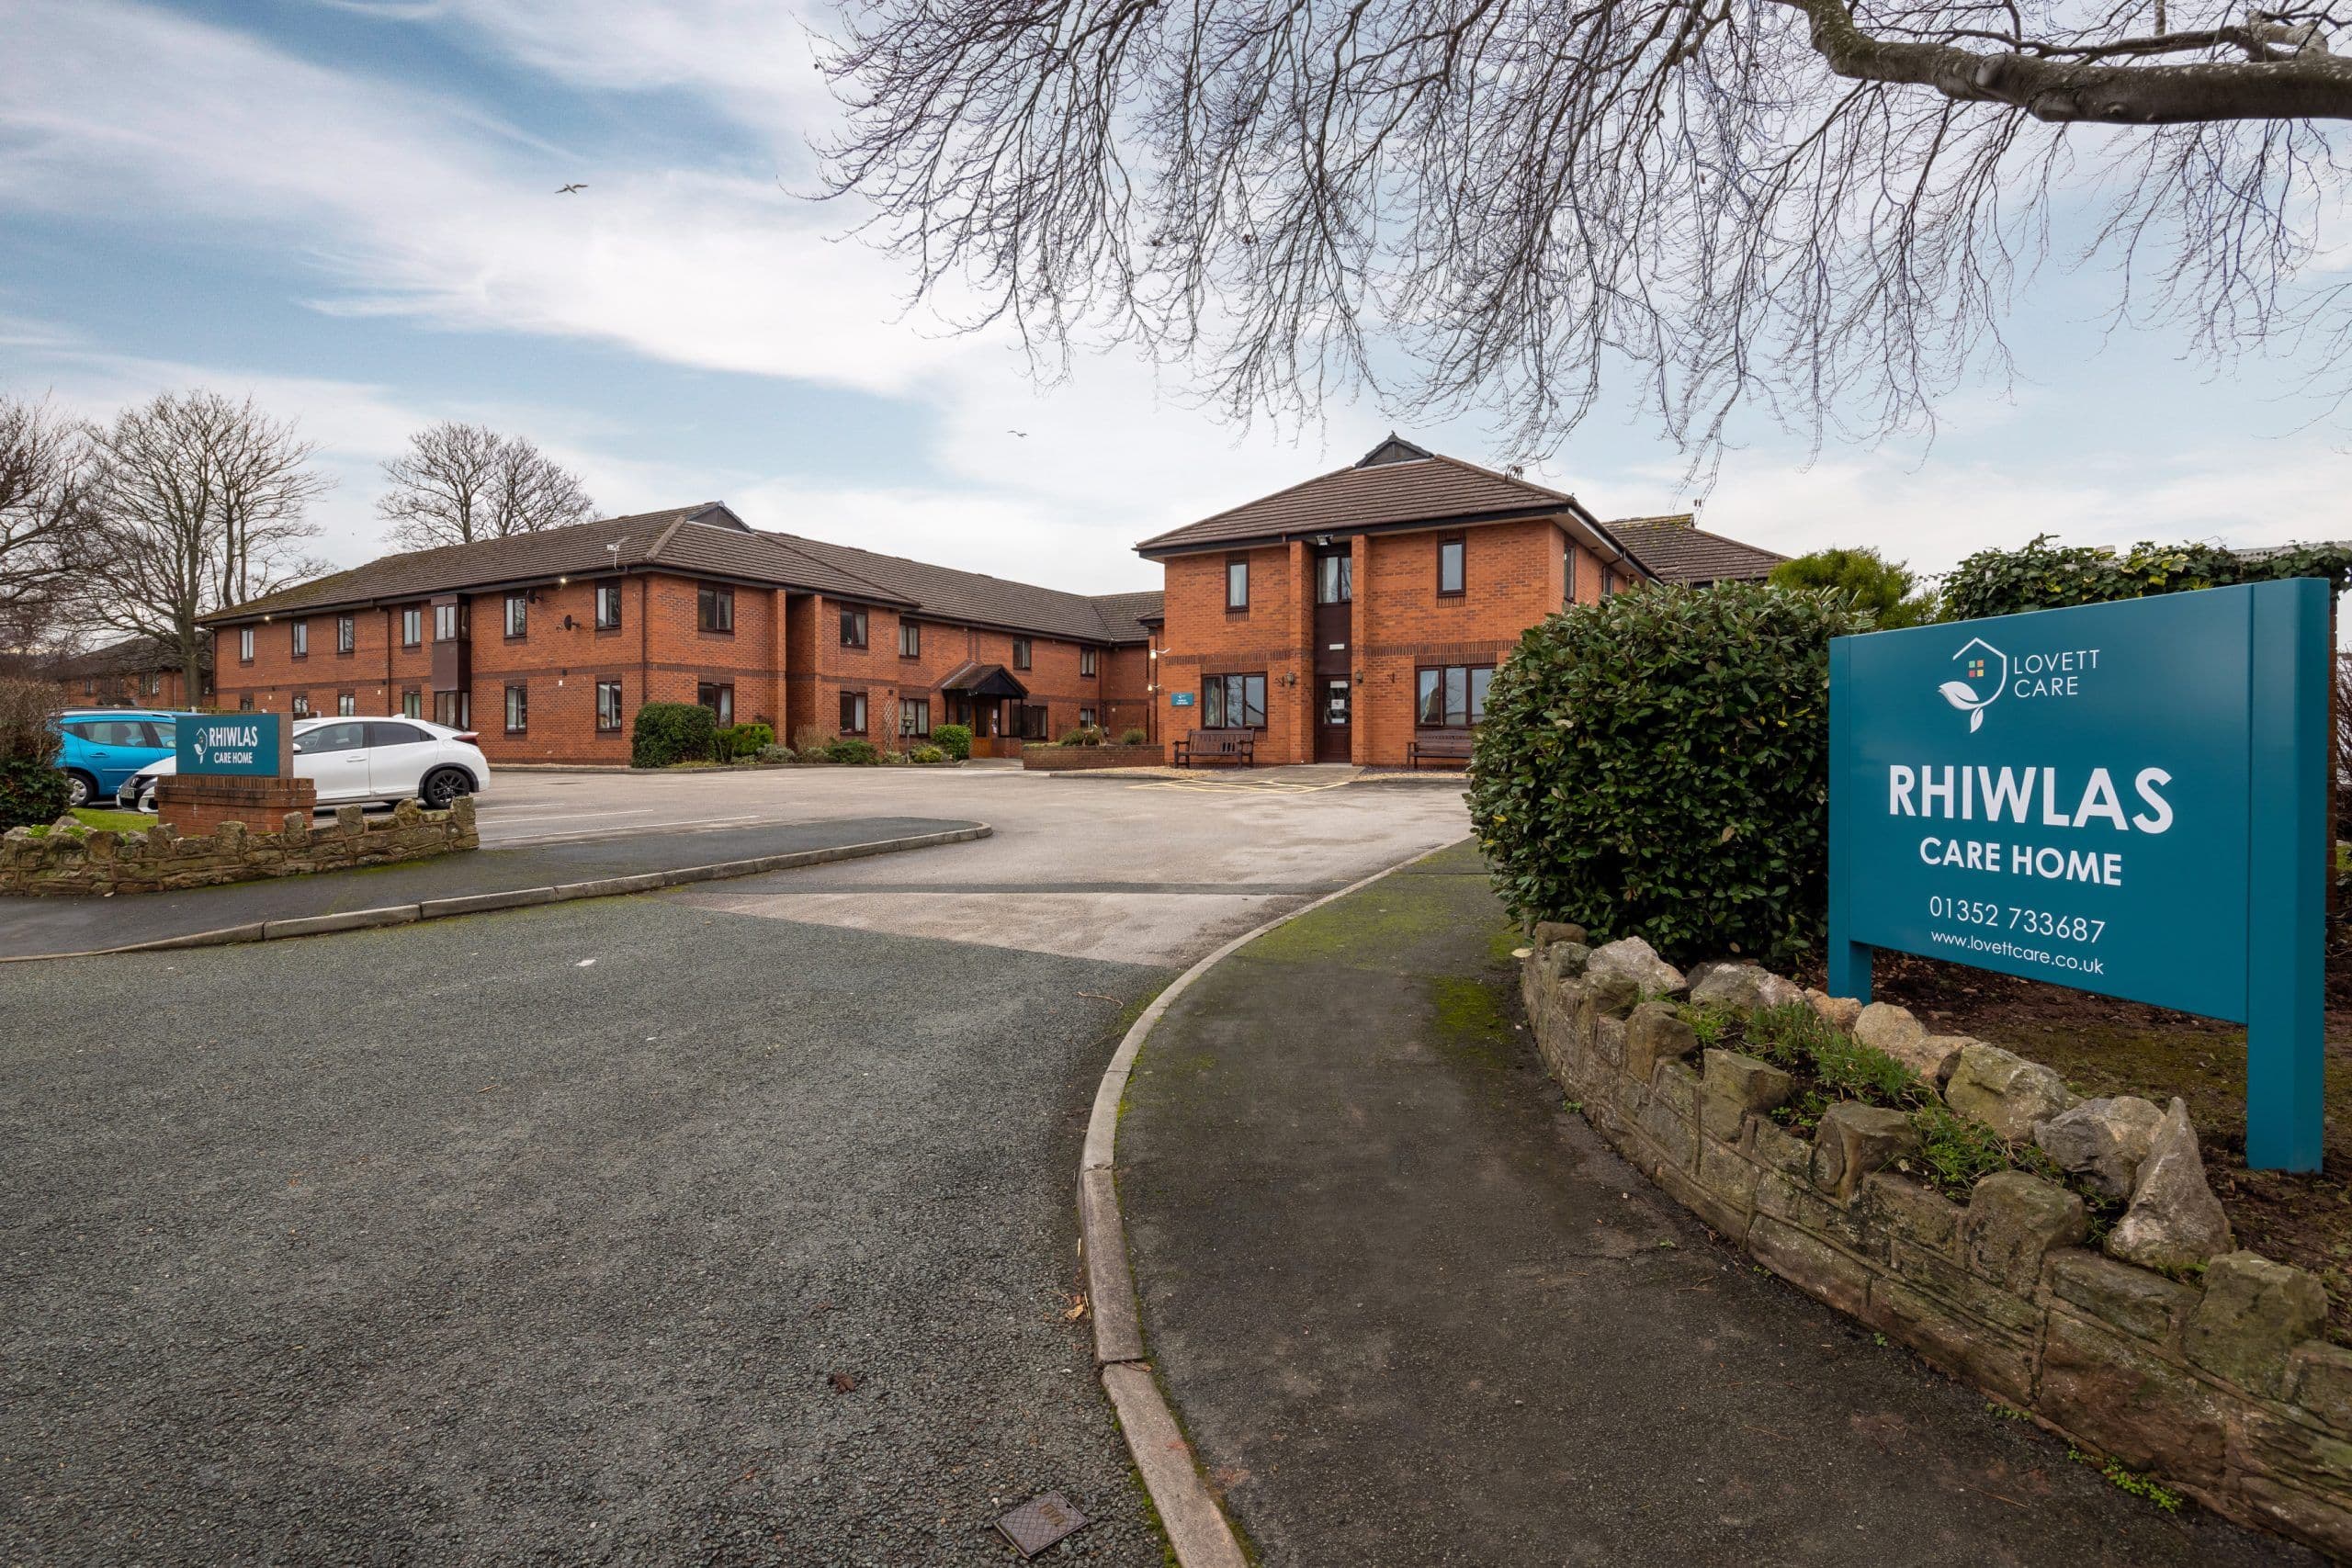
[1827,581,2327,1171]
[176,714,284,778]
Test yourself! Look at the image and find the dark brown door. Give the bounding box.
[1315,677,1351,762]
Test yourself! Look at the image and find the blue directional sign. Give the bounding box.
[176,713,284,777]
[1169,692,1195,707]
[1828,581,2328,1170]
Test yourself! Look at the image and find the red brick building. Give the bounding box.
[1137,438,1783,767]
[206,504,1160,764]
[48,635,211,710]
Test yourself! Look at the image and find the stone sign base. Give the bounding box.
[3,796,477,897]
[157,774,317,838]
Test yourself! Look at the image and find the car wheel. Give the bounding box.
[420,767,471,809]
[63,771,94,809]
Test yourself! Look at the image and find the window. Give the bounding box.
[900,697,932,737]
[504,593,527,638]
[337,692,356,716]
[839,689,868,734]
[899,620,922,658]
[401,689,423,719]
[595,581,623,631]
[290,621,308,658]
[1012,637,1031,671]
[1080,648,1096,677]
[336,614,355,653]
[1600,566,1617,596]
[1018,704,1049,739]
[239,626,254,662]
[290,693,311,716]
[81,678,93,696]
[238,694,254,712]
[368,722,428,748]
[433,690,470,728]
[1226,558,1250,611]
[401,607,423,648]
[1202,673,1267,729]
[143,671,160,697]
[595,680,623,732]
[840,605,867,648]
[1080,706,1098,728]
[696,682,735,724]
[1564,547,1578,604]
[504,683,528,734]
[698,583,734,634]
[1317,553,1352,604]
[301,721,368,755]
[1438,536,1466,596]
[1416,664,1495,728]
[434,603,463,641]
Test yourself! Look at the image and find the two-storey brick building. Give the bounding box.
[1137,437,1782,766]
[48,634,211,710]
[205,503,1159,764]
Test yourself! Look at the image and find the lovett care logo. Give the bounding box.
[1939,637,2007,733]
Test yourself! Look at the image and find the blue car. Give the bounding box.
[54,709,182,810]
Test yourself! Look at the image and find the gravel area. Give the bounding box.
[1,896,1172,1565]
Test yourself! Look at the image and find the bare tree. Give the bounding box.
[820,1,2352,460]
[0,395,90,655]
[76,391,330,703]
[378,422,595,550]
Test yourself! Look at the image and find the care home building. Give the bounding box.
[1136,437,1784,767]
[205,503,1159,763]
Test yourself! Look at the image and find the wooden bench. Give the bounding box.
[1406,732,1475,771]
[1173,731,1255,768]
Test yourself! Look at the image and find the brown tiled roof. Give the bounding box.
[1086,590,1165,643]
[768,532,1159,646]
[1608,514,1787,585]
[205,502,1162,646]
[49,633,205,680]
[1136,445,1586,557]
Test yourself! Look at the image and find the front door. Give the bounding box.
[970,699,1000,758]
[1315,678,1351,762]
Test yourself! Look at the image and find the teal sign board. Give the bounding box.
[176,713,283,777]
[1170,692,1195,707]
[1829,580,2328,1170]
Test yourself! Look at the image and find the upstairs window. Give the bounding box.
[290,621,308,658]
[840,605,868,648]
[336,614,355,653]
[1080,648,1097,677]
[434,603,463,641]
[1012,637,1031,671]
[899,620,922,658]
[595,581,623,631]
[504,593,527,638]
[1437,536,1465,597]
[239,626,254,662]
[401,606,423,647]
[698,584,734,633]
[1317,553,1352,604]
[1226,558,1250,611]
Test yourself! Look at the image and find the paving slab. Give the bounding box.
[1115,840,2310,1567]
[0,816,981,959]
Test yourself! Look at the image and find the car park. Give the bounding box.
[54,709,183,808]
[121,716,489,813]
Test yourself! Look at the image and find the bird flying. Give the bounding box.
[557,183,586,194]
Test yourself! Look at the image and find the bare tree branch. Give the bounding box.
[0,395,91,650]
[378,422,595,551]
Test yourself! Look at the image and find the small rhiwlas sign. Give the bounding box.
[176,714,286,778]
[1828,581,2328,1171]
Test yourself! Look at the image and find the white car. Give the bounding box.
[122,716,491,813]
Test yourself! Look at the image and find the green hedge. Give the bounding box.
[1469,583,1870,971]
[825,738,880,765]
[0,681,66,831]
[931,723,972,761]
[715,721,774,761]
[1941,535,2352,621]
[0,756,69,831]
[631,702,718,768]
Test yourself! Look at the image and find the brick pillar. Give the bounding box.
[157,774,317,837]
[771,587,790,739]
[1350,533,1373,765]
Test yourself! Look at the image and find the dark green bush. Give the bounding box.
[0,680,68,830]
[931,723,972,761]
[825,738,880,765]
[713,721,774,761]
[1468,583,1869,970]
[1768,547,1934,628]
[910,743,946,764]
[1118,727,1148,746]
[1940,534,2352,622]
[631,701,718,768]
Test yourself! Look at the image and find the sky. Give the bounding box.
[2,0,2347,602]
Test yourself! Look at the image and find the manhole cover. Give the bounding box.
[996,1492,1088,1558]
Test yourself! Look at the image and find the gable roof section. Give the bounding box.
[1608,515,1787,585]
[1135,443,1603,558]
[1087,590,1165,642]
[769,531,1159,645]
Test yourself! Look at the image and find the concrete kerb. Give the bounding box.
[0,825,992,963]
[1078,838,1465,1568]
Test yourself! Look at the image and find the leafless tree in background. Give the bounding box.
[0,395,91,659]
[820,0,2352,460]
[378,422,595,550]
[76,390,329,703]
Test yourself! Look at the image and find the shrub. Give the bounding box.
[715,721,774,761]
[931,722,973,761]
[1060,725,1105,746]
[756,742,796,764]
[1768,547,1934,629]
[0,679,69,831]
[1119,727,1148,746]
[1468,583,1870,971]
[630,702,718,767]
[910,743,946,764]
[825,738,880,765]
[1939,534,2352,622]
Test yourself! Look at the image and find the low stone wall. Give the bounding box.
[1521,933,2352,1558]
[1022,743,1164,772]
[1,796,477,897]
